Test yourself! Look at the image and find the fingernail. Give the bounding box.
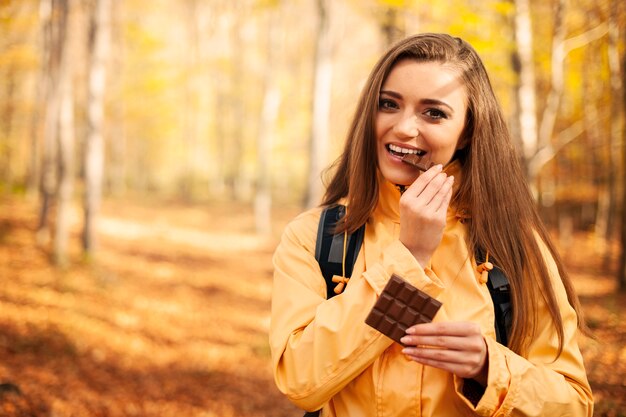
[400,336,409,344]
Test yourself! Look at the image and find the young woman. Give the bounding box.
[270,33,593,416]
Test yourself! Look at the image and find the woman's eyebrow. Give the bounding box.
[380,90,402,99]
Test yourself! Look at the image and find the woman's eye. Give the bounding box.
[424,108,448,120]
[378,99,398,110]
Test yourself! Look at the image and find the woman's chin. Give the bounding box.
[379,160,420,187]
[384,173,418,187]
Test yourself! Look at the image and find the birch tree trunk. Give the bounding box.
[255,7,281,235]
[27,0,52,198]
[223,6,246,200]
[512,0,538,175]
[107,0,126,196]
[36,0,68,246]
[305,0,332,208]
[181,0,200,201]
[530,0,566,182]
[53,1,76,266]
[83,0,111,255]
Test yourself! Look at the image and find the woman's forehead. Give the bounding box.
[381,60,467,108]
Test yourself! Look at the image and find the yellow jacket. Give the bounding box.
[270,169,593,417]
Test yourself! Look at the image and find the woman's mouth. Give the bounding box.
[386,143,426,158]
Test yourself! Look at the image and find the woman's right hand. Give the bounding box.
[398,164,454,267]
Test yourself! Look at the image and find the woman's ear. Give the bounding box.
[456,133,470,151]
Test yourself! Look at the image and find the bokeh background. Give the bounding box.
[0,0,625,416]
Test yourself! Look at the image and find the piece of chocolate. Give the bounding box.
[402,153,434,171]
[365,274,442,344]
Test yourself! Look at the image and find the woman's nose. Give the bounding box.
[393,114,419,138]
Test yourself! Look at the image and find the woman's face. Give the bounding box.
[376,59,468,186]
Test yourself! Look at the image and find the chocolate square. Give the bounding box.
[402,154,435,171]
[365,274,442,344]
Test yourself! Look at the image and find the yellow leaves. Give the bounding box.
[0,43,38,69]
[377,0,408,8]
[492,0,515,16]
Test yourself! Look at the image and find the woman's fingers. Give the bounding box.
[400,322,488,380]
[435,175,454,212]
[405,321,481,337]
[401,164,443,200]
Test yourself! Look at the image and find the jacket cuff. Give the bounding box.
[454,337,513,416]
[362,240,444,298]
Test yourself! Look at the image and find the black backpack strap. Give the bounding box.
[315,205,365,299]
[476,249,512,347]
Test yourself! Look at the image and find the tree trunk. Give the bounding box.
[106,0,126,197]
[512,0,538,177]
[223,7,246,200]
[608,0,624,268]
[37,0,68,246]
[181,0,200,201]
[27,0,52,198]
[305,0,332,208]
[380,7,405,49]
[83,0,111,255]
[1,65,16,192]
[255,7,281,235]
[618,12,626,292]
[54,29,75,267]
[528,0,565,182]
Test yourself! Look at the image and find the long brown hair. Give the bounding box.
[322,33,587,357]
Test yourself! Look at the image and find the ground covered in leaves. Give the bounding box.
[0,196,624,416]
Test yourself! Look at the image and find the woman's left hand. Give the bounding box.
[400,322,489,385]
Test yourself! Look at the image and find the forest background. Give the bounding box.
[0,0,625,416]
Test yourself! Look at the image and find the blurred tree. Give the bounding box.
[515,0,608,189]
[617,3,626,292]
[36,0,69,247]
[0,0,24,192]
[607,0,625,269]
[305,0,332,208]
[512,0,539,176]
[53,0,79,267]
[223,3,247,200]
[379,5,405,47]
[255,2,282,235]
[180,0,200,201]
[105,0,126,196]
[26,0,47,197]
[83,0,111,255]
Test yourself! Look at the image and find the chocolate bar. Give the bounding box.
[365,274,442,344]
[402,154,434,171]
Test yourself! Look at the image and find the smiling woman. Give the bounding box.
[269,33,593,417]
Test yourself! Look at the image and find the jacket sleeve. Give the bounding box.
[453,240,593,417]
[269,210,443,411]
